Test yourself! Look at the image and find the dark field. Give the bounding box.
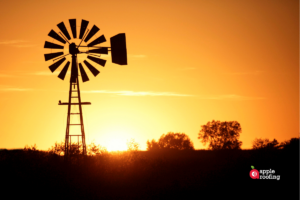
[1,148,299,200]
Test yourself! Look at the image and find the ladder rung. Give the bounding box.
[70,113,80,115]
[69,124,82,125]
[71,97,78,98]
[72,90,77,92]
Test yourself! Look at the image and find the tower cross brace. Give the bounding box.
[59,54,90,161]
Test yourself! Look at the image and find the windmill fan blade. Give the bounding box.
[69,19,77,38]
[79,63,89,82]
[44,41,64,49]
[87,56,106,67]
[44,52,64,61]
[84,25,99,43]
[48,30,66,44]
[79,19,89,39]
[58,61,70,80]
[71,59,78,83]
[88,35,106,47]
[57,22,71,40]
[49,57,66,72]
[83,60,100,76]
[110,33,127,65]
[88,47,108,55]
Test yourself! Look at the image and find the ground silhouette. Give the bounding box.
[1,137,298,200]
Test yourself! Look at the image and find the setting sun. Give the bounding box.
[104,138,128,152]
[93,127,132,152]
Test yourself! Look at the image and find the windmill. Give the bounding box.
[44,19,127,160]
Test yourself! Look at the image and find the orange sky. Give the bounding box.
[0,0,298,151]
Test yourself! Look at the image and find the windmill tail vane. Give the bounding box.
[44,19,127,161]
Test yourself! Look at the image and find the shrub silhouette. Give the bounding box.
[48,141,65,155]
[252,138,280,150]
[198,120,242,150]
[147,132,194,150]
[24,144,38,151]
[87,141,108,156]
[127,138,139,151]
[48,141,101,156]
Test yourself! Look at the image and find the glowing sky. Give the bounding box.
[0,0,298,151]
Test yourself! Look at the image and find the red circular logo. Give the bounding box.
[250,169,259,179]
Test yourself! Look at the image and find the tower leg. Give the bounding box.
[64,77,72,162]
[76,76,87,156]
[64,54,87,163]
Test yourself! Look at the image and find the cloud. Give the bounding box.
[225,70,263,75]
[0,40,34,48]
[31,71,58,76]
[23,61,44,64]
[80,90,263,100]
[0,74,13,77]
[177,67,197,71]
[11,44,36,48]
[197,94,265,100]
[0,87,33,92]
[0,40,28,44]
[82,90,193,97]
[130,55,146,58]
[30,71,70,76]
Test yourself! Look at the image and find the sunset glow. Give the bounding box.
[0,0,298,151]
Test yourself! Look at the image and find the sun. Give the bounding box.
[105,138,128,152]
[97,127,132,152]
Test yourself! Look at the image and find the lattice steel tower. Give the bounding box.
[44,19,127,161]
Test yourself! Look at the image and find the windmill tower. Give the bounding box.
[44,19,127,161]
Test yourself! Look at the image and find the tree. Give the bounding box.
[252,138,280,150]
[279,137,299,151]
[198,120,242,150]
[146,139,160,150]
[147,132,194,150]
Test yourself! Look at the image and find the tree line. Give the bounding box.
[23,120,299,153]
[147,120,298,151]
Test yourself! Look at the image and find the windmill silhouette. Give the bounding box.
[44,19,127,161]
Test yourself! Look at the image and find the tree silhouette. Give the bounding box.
[279,137,299,151]
[147,132,194,150]
[252,138,280,150]
[146,139,160,150]
[198,120,242,150]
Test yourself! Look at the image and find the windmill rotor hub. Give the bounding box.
[69,43,79,55]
